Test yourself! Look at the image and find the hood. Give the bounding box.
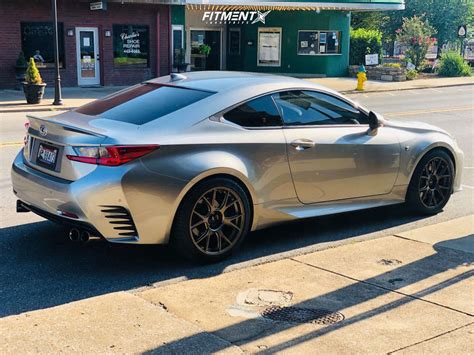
[383,118,452,137]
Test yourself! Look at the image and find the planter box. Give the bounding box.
[349,65,407,82]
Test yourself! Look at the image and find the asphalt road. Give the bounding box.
[0,85,473,317]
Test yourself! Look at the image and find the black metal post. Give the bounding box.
[52,0,63,105]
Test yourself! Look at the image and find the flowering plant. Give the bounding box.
[396,16,437,70]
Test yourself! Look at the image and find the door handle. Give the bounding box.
[291,139,315,151]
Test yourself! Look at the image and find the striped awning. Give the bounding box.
[185,1,405,11]
[107,0,404,11]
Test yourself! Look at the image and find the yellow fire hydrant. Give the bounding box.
[356,65,367,91]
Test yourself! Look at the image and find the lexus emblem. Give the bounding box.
[39,125,48,137]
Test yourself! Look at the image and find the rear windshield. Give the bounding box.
[76,83,214,125]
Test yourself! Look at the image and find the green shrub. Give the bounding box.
[406,69,418,80]
[419,60,434,73]
[25,58,43,84]
[350,28,382,65]
[383,63,402,68]
[437,51,472,77]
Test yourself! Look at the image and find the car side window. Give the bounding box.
[223,95,283,128]
[272,90,368,126]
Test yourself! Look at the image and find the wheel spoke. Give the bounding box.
[219,190,229,210]
[193,210,207,220]
[212,189,218,210]
[202,195,213,211]
[191,220,206,230]
[218,230,232,246]
[225,219,241,232]
[436,187,445,199]
[195,230,210,245]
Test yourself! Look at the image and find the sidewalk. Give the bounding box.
[1,75,472,113]
[1,215,472,354]
[311,75,474,94]
[0,86,127,113]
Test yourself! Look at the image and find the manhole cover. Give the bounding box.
[261,306,344,325]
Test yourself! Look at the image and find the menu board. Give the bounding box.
[258,29,281,66]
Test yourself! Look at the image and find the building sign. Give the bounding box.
[458,25,467,38]
[365,53,379,66]
[90,1,107,11]
[258,28,281,67]
[113,24,149,67]
[202,10,271,25]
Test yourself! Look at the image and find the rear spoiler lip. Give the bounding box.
[26,114,107,138]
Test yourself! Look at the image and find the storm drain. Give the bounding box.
[261,306,344,325]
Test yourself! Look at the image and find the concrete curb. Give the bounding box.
[340,82,474,95]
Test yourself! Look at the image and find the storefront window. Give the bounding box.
[297,30,341,55]
[21,22,65,68]
[258,28,282,67]
[113,24,149,67]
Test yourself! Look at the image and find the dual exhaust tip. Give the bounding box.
[68,228,99,243]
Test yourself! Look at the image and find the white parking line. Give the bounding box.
[462,184,474,189]
[464,167,474,169]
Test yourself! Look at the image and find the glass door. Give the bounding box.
[190,30,221,71]
[75,27,100,86]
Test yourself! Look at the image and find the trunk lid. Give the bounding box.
[25,111,138,181]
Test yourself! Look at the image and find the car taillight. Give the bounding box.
[66,145,159,166]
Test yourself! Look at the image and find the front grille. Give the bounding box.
[101,205,138,237]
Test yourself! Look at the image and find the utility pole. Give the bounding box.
[52,0,63,105]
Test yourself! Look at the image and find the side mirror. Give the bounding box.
[368,111,380,131]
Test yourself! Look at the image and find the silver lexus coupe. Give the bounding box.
[12,72,464,262]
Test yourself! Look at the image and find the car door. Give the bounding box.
[273,90,401,204]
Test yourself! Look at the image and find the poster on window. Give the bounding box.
[298,31,319,55]
[113,24,149,67]
[258,29,281,66]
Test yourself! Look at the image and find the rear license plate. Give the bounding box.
[37,143,59,169]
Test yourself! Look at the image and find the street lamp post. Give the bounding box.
[51,0,63,105]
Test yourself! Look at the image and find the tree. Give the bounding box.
[352,0,473,51]
[396,16,437,69]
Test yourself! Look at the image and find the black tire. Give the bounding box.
[406,149,454,215]
[171,177,252,263]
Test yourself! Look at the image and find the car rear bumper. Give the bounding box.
[11,150,174,244]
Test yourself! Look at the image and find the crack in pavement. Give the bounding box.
[387,321,474,354]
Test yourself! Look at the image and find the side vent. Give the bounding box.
[100,206,138,237]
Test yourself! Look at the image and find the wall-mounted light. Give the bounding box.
[105,30,111,37]
[316,8,321,14]
[67,29,74,37]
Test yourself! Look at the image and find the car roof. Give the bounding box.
[146,71,325,93]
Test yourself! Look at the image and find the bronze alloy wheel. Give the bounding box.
[189,187,245,255]
[418,157,452,209]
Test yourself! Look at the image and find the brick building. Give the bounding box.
[0,0,171,88]
[0,0,405,89]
